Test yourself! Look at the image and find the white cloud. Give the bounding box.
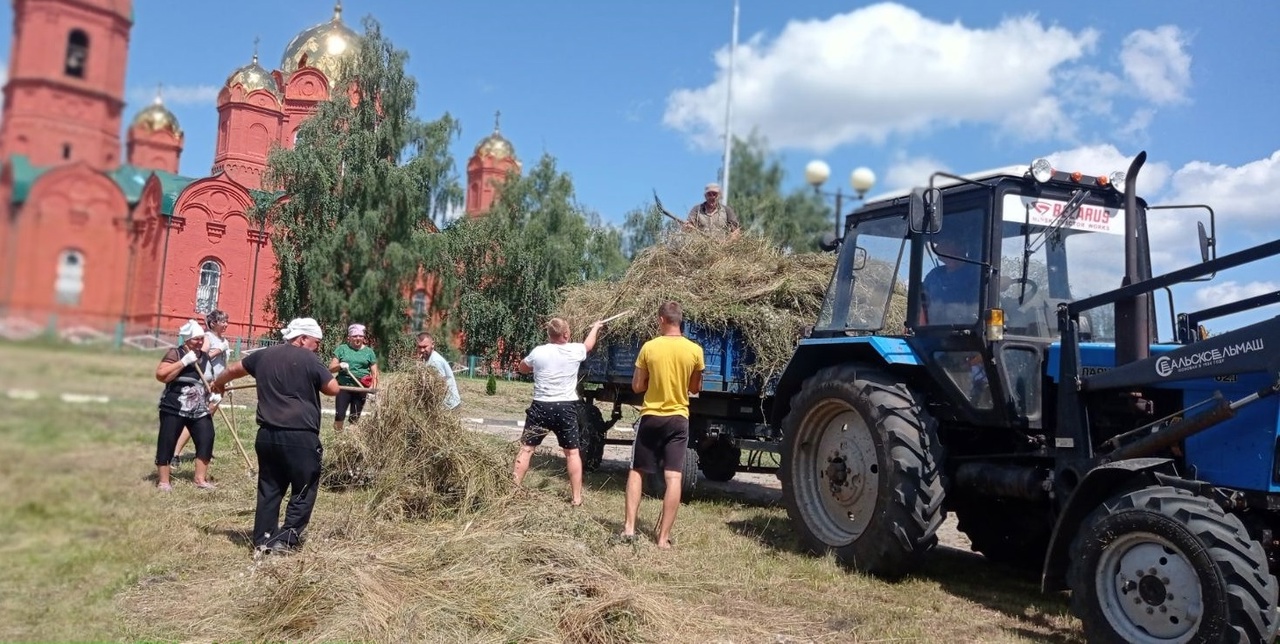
[128,84,220,106]
[664,3,1099,152]
[1165,150,1280,224]
[1120,26,1191,105]
[883,154,951,191]
[1194,280,1279,309]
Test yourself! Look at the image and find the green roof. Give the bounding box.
[7,155,50,202]
[4,156,197,216]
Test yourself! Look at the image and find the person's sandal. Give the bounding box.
[157,482,173,492]
[194,481,217,490]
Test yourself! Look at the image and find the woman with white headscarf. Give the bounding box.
[153,319,218,491]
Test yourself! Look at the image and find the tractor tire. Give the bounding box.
[699,438,741,482]
[576,403,607,472]
[779,365,945,578]
[953,498,1053,571]
[642,448,699,500]
[1067,485,1279,644]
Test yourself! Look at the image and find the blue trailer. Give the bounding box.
[577,321,783,491]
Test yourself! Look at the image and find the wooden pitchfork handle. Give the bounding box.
[196,368,254,473]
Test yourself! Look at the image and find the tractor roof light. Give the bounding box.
[1030,158,1053,183]
[1108,171,1126,193]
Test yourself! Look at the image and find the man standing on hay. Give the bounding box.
[686,182,741,234]
[621,302,704,548]
[211,317,340,555]
[513,317,604,505]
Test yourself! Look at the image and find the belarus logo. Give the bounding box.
[1032,202,1052,215]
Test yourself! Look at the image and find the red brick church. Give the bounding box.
[0,0,521,342]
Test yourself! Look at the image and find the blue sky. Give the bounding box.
[3,1,1278,332]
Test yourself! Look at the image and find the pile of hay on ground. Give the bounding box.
[322,364,513,519]
[557,231,835,384]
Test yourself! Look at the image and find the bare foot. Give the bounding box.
[657,540,674,550]
[570,498,583,507]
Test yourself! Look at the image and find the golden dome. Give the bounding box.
[475,111,516,160]
[226,53,280,96]
[131,96,182,137]
[280,2,361,87]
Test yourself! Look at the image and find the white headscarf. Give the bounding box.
[281,317,324,341]
[178,319,205,342]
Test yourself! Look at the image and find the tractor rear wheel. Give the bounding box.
[779,365,945,578]
[1068,485,1279,643]
[576,403,607,472]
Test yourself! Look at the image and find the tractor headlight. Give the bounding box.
[1030,158,1053,183]
[1108,171,1126,193]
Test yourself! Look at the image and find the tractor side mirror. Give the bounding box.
[818,231,841,252]
[1197,221,1213,263]
[909,188,943,234]
[853,246,868,270]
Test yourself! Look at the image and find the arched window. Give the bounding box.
[65,30,89,78]
[55,249,85,306]
[195,260,222,314]
[411,289,428,331]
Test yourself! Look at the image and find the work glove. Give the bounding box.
[207,393,223,406]
[339,362,350,370]
[180,351,199,367]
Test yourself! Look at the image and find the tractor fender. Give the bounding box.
[768,337,922,428]
[1040,457,1178,592]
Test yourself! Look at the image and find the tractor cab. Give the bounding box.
[812,160,1142,429]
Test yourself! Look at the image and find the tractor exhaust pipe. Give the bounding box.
[1115,151,1150,366]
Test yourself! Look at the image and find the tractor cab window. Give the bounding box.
[816,214,909,333]
[921,207,986,327]
[999,191,1127,341]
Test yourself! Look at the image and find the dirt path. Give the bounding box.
[467,422,972,551]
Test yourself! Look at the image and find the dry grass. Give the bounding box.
[557,232,834,383]
[0,341,1084,643]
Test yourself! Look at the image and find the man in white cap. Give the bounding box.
[211,317,340,555]
[686,182,741,234]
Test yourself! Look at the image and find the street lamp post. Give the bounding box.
[805,160,876,239]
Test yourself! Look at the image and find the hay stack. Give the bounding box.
[322,364,512,519]
[557,232,835,384]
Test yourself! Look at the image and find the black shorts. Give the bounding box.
[156,411,215,465]
[520,400,581,450]
[630,414,689,474]
[335,389,367,422]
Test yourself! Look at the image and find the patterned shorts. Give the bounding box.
[520,400,581,450]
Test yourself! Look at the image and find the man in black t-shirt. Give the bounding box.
[212,317,339,555]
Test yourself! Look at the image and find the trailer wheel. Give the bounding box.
[699,438,740,482]
[779,365,944,578]
[642,448,699,500]
[1068,485,1279,644]
[576,403,607,472]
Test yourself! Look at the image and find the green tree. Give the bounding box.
[429,153,624,365]
[621,202,677,259]
[262,17,463,359]
[726,132,832,252]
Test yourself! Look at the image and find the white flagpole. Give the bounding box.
[721,0,740,201]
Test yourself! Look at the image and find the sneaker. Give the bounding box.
[194,480,217,490]
[157,482,173,492]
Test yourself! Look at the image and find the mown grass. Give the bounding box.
[0,341,1084,642]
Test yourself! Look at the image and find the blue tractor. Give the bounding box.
[771,151,1280,642]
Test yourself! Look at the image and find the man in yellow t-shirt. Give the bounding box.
[621,301,705,549]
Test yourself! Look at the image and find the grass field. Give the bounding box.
[0,341,1085,642]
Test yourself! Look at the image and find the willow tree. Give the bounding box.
[263,16,462,357]
[428,153,625,366]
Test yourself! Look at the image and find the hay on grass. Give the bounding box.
[322,363,513,519]
[558,231,835,384]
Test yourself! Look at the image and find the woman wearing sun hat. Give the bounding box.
[329,323,378,431]
[153,319,218,491]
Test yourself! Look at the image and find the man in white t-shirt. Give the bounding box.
[513,316,604,506]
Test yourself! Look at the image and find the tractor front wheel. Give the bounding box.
[1068,485,1279,643]
[779,365,945,578]
[576,403,607,472]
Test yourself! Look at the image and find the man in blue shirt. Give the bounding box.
[920,227,982,326]
[416,332,461,410]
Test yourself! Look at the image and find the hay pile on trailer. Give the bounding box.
[557,232,837,384]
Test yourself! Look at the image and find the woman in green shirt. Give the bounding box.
[329,323,379,431]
